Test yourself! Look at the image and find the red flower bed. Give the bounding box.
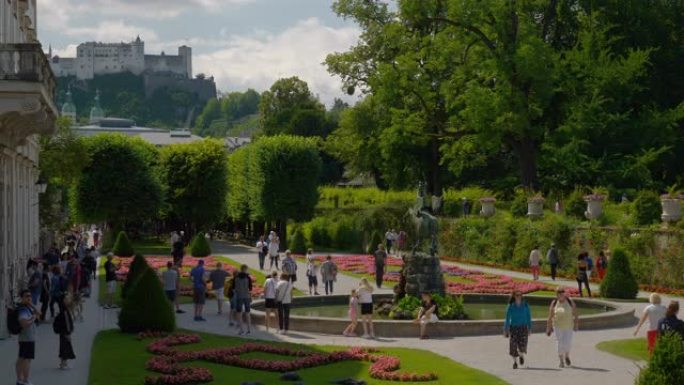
[142,334,437,384]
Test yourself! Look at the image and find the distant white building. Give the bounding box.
[49,36,192,80]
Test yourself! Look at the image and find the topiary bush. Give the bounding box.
[599,248,639,299]
[289,229,307,254]
[637,332,684,385]
[510,190,528,217]
[121,254,147,299]
[190,233,211,257]
[309,217,333,248]
[118,264,175,333]
[332,218,363,252]
[632,191,662,226]
[112,231,135,257]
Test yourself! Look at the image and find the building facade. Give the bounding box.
[0,0,58,337]
[49,37,192,80]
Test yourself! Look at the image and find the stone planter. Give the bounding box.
[584,195,605,220]
[479,198,496,217]
[661,197,682,222]
[527,198,544,218]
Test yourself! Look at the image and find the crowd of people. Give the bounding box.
[528,245,609,296]
[12,229,99,385]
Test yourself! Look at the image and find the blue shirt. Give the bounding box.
[190,266,205,289]
[504,301,532,331]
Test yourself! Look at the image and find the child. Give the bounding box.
[343,289,359,337]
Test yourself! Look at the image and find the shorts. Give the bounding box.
[361,303,373,315]
[229,297,237,310]
[265,298,277,309]
[193,287,206,305]
[165,290,176,302]
[106,280,117,294]
[647,330,658,353]
[235,297,251,313]
[19,341,35,359]
[420,313,439,324]
[214,289,224,300]
[289,274,297,283]
[307,275,318,286]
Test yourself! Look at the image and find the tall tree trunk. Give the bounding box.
[276,220,287,252]
[514,138,539,190]
[428,135,443,197]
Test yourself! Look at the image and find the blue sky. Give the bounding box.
[38,0,362,105]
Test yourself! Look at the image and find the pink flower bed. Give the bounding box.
[303,254,579,296]
[114,256,264,298]
[143,333,437,384]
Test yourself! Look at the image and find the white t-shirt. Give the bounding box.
[264,278,277,299]
[645,304,667,331]
[276,280,292,304]
[162,269,178,291]
[306,253,315,263]
[358,287,373,304]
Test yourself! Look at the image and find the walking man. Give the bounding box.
[16,289,39,385]
[209,263,229,314]
[374,244,387,289]
[190,259,207,321]
[162,262,184,314]
[234,264,253,335]
[547,243,560,281]
[104,252,121,309]
[282,250,297,283]
[320,255,338,295]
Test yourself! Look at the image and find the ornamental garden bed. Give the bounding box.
[98,256,266,306]
[88,329,507,385]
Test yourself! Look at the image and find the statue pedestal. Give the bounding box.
[402,252,445,297]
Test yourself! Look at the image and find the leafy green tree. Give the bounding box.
[70,134,162,229]
[158,139,228,232]
[637,332,684,385]
[248,135,322,246]
[259,77,328,137]
[226,146,251,223]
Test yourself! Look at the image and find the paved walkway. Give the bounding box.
[0,242,662,385]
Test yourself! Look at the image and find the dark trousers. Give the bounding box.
[375,264,384,288]
[577,276,592,297]
[40,295,50,321]
[258,252,265,270]
[277,302,290,331]
[550,264,558,280]
[324,280,334,295]
[269,256,279,270]
[50,296,65,318]
[59,334,76,360]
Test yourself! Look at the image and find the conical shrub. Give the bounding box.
[112,231,135,257]
[121,254,147,299]
[367,231,383,254]
[599,248,639,299]
[190,232,211,257]
[637,332,684,385]
[289,229,307,254]
[118,264,175,333]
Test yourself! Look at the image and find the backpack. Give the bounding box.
[7,305,29,335]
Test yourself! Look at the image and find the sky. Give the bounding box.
[38,0,363,106]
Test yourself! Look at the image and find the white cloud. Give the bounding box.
[195,17,360,106]
[39,0,255,25]
[60,20,159,43]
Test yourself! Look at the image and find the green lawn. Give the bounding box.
[596,338,649,361]
[89,329,508,385]
[131,237,172,255]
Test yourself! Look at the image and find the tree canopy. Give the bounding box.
[259,77,329,137]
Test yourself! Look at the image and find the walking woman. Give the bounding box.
[358,278,375,338]
[504,290,532,369]
[275,273,293,334]
[576,253,591,297]
[53,296,75,369]
[634,293,666,354]
[546,287,578,368]
[596,251,608,280]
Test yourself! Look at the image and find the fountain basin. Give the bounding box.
[250,294,635,338]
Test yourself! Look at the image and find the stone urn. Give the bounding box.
[479,197,496,217]
[661,194,683,222]
[584,194,605,220]
[527,196,544,218]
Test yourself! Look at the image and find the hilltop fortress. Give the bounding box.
[49,36,192,80]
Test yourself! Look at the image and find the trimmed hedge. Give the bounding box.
[637,332,684,385]
[367,230,383,254]
[599,248,638,299]
[121,254,147,299]
[118,263,175,333]
[289,229,307,254]
[112,231,135,257]
[190,233,211,257]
